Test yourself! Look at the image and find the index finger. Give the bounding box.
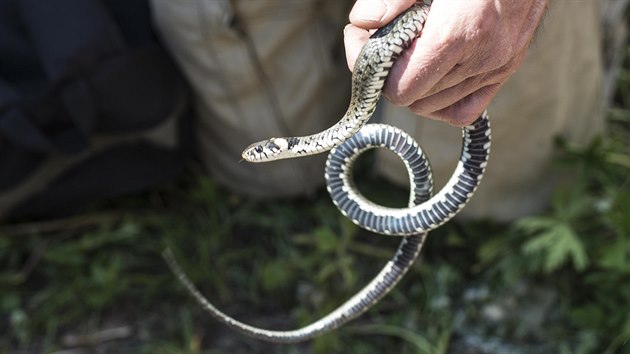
[343,24,371,72]
[383,1,465,106]
[349,0,417,30]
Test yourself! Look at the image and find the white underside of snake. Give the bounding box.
[165,1,491,343]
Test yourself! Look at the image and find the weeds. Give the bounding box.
[2,121,629,353]
[2,47,630,354]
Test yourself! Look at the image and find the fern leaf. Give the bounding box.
[520,218,589,273]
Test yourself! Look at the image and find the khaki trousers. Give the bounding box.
[152,0,611,220]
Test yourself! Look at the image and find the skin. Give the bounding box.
[344,0,549,127]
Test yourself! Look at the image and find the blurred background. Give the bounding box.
[1,1,630,353]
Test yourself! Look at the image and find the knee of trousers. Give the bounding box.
[150,0,354,197]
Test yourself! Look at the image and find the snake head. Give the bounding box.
[242,138,290,163]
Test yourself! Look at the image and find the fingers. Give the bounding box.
[349,0,417,29]
[518,0,549,49]
[416,83,502,126]
[408,74,491,117]
[382,0,472,107]
[344,0,418,71]
[347,0,467,101]
[344,19,463,106]
[409,51,525,123]
[383,32,462,107]
[408,49,526,126]
[344,0,549,127]
[343,25,370,72]
[384,0,548,126]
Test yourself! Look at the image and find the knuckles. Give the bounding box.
[408,104,479,128]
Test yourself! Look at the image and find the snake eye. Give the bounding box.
[254,146,264,153]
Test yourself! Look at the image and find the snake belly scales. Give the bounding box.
[164,1,491,343]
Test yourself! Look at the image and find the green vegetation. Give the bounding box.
[2,52,630,354]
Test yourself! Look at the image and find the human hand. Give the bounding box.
[344,0,549,126]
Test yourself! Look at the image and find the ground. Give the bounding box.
[1,49,630,354]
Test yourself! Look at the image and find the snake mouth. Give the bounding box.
[241,138,290,163]
[241,142,265,162]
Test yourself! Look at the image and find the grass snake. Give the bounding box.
[165,1,491,343]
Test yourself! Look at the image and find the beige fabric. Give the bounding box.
[151,0,353,197]
[152,0,611,219]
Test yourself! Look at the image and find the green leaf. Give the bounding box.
[606,185,630,238]
[260,259,293,291]
[476,237,506,265]
[520,217,589,273]
[314,227,341,254]
[603,315,630,354]
[517,217,557,234]
[571,304,605,328]
[597,237,630,272]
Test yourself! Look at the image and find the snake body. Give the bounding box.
[327,113,490,236]
[167,1,491,343]
[241,3,430,162]
[164,124,431,342]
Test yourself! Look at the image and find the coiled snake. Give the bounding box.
[164,1,491,343]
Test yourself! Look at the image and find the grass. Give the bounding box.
[2,52,630,354]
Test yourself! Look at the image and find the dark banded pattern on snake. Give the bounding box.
[327,113,490,236]
[241,3,430,162]
[165,1,492,343]
[164,123,433,343]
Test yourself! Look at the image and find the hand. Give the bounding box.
[344,0,549,126]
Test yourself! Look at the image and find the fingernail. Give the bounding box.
[355,0,388,22]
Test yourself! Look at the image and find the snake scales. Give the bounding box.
[165,1,491,343]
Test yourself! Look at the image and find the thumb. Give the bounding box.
[349,0,418,29]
